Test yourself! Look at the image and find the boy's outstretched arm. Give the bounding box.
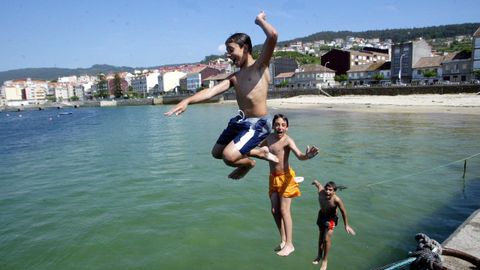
[254,11,278,68]
[312,179,324,192]
[164,78,231,116]
[337,198,356,235]
[288,137,319,161]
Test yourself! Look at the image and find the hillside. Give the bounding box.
[278,22,479,46]
[0,64,137,84]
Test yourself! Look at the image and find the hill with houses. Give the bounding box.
[0,22,478,85]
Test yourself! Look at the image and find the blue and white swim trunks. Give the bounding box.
[216,111,272,155]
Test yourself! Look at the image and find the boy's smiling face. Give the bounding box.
[325,186,335,199]
[226,42,247,67]
[273,117,288,138]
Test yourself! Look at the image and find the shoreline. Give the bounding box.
[262,93,480,115]
[3,93,480,115]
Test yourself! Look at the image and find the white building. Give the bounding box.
[54,83,75,102]
[158,71,187,93]
[2,78,48,105]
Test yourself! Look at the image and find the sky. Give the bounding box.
[1,0,479,72]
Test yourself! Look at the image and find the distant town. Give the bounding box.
[1,25,479,109]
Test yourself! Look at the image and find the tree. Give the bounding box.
[474,70,480,79]
[276,80,289,88]
[113,73,123,98]
[272,51,320,65]
[70,95,79,101]
[423,69,437,78]
[373,73,385,81]
[127,86,140,98]
[95,74,109,99]
[334,74,348,82]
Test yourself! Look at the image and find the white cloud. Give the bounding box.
[217,44,226,54]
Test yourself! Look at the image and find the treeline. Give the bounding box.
[0,65,136,85]
[279,23,479,46]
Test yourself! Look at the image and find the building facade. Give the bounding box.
[321,48,389,75]
[472,26,480,79]
[391,39,432,84]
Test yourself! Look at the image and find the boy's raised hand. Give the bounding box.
[255,11,266,25]
[306,145,319,159]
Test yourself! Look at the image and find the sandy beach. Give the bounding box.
[259,93,480,114]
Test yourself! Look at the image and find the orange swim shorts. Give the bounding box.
[269,167,301,198]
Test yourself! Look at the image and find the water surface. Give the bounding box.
[1,105,479,269]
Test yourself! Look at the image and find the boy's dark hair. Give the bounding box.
[273,114,289,127]
[225,33,252,54]
[325,181,337,191]
[325,181,347,191]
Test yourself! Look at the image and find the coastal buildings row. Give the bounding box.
[1,27,479,107]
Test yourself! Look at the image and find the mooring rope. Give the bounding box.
[359,152,480,189]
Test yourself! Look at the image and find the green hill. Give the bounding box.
[0,64,136,84]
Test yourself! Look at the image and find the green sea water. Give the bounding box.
[1,104,479,270]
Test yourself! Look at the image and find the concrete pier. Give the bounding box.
[442,209,480,269]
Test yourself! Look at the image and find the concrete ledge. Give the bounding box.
[442,209,480,269]
[100,100,117,107]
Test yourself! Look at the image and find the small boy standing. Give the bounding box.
[312,180,356,270]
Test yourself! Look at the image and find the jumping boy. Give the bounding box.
[260,114,319,256]
[312,180,356,270]
[164,11,278,180]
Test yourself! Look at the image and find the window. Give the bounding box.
[474,49,480,60]
[474,61,480,69]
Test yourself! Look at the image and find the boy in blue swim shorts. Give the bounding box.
[165,11,278,179]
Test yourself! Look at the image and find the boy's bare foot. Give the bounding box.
[320,260,328,270]
[312,257,321,265]
[274,241,285,252]
[276,244,294,256]
[228,163,255,179]
[260,146,279,163]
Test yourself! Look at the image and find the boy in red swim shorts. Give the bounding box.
[312,180,356,270]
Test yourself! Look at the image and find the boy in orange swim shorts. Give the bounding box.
[260,114,319,256]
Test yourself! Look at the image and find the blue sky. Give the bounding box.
[0,0,479,72]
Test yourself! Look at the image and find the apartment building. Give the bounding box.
[131,71,159,97]
[442,51,472,82]
[178,66,223,92]
[347,61,391,85]
[158,71,187,93]
[179,73,201,92]
[293,64,336,89]
[273,72,295,87]
[391,39,431,83]
[321,48,389,75]
[270,57,298,78]
[2,79,48,105]
[472,26,480,78]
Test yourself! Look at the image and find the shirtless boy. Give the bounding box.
[261,114,319,256]
[312,180,356,270]
[164,11,278,179]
